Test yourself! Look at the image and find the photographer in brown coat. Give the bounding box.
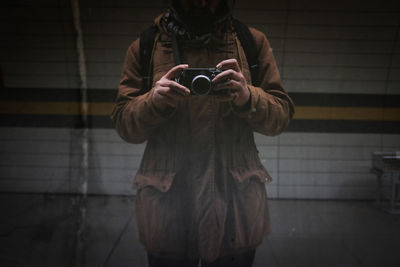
[111,0,294,266]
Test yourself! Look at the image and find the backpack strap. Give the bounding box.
[139,25,157,92]
[232,18,260,87]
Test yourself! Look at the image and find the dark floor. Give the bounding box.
[0,194,399,267]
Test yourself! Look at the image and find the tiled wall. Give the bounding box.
[1,0,399,198]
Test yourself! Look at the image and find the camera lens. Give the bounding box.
[191,75,211,95]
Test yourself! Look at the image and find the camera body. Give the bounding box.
[175,68,223,96]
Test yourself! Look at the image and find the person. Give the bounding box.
[110,0,294,266]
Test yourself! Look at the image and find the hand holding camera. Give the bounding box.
[212,58,250,107]
[152,59,250,111]
[152,64,191,111]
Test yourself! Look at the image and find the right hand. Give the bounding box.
[152,64,190,111]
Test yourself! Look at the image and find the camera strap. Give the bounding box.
[171,33,181,66]
[139,24,157,92]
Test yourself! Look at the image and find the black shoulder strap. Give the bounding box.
[232,18,260,87]
[139,25,157,91]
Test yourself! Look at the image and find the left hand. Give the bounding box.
[212,58,250,107]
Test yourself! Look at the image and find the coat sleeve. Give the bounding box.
[232,28,295,136]
[110,38,176,144]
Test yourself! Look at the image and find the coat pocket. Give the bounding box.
[229,166,272,190]
[133,171,176,193]
[135,180,188,254]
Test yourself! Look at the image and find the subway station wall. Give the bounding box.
[1,0,399,199]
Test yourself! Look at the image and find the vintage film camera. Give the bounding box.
[175,68,226,96]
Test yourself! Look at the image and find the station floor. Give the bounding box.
[0,193,399,267]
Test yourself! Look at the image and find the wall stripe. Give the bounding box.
[1,88,399,133]
[3,88,400,106]
[287,120,400,134]
[295,107,400,121]
[1,101,400,121]
[0,101,112,115]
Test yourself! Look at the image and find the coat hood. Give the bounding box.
[153,2,233,47]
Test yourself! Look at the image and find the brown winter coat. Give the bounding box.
[110,14,294,261]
